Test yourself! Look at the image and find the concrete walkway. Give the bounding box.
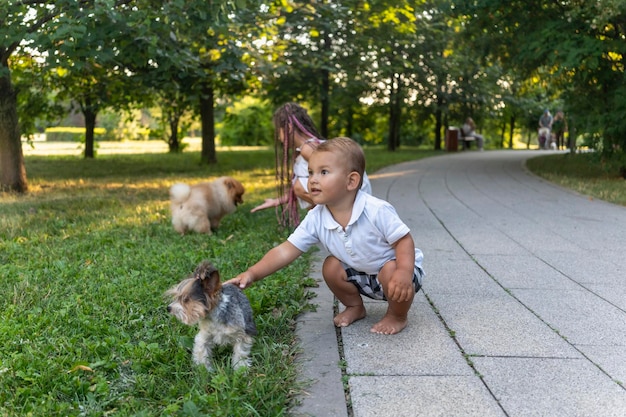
[294,150,626,417]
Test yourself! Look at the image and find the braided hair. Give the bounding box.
[272,103,323,228]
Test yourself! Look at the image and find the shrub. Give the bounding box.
[45,127,108,142]
[219,99,274,146]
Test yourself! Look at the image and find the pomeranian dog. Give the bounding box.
[169,177,245,235]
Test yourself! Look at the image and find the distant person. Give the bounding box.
[539,109,553,129]
[461,117,485,151]
[538,109,553,149]
[251,103,371,227]
[227,137,425,335]
[552,111,568,150]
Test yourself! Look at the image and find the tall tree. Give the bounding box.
[457,0,626,154]
[1,0,136,191]
[45,2,149,158]
[1,0,259,192]
[0,1,58,192]
[353,0,419,150]
[260,1,355,137]
[154,0,260,164]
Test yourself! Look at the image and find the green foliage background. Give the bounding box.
[219,99,274,146]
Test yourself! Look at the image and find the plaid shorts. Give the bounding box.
[344,264,424,301]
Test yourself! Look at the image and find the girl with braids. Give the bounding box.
[251,102,371,227]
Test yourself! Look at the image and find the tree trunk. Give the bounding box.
[200,83,216,164]
[320,33,331,138]
[434,77,445,151]
[388,76,401,151]
[168,115,180,153]
[388,99,397,151]
[568,117,575,154]
[508,115,515,149]
[434,100,442,151]
[346,106,353,139]
[83,102,97,159]
[0,71,28,193]
[321,69,329,139]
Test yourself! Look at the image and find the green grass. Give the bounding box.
[0,145,431,416]
[526,152,626,207]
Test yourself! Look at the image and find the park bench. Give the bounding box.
[459,127,476,150]
[445,127,476,151]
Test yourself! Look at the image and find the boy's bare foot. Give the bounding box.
[334,305,366,328]
[370,314,408,335]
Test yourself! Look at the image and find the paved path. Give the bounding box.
[294,150,626,417]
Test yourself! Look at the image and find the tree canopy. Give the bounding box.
[2,0,625,192]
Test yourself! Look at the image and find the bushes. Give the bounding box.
[45,127,110,142]
[219,99,274,146]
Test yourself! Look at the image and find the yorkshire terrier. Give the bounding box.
[165,261,257,371]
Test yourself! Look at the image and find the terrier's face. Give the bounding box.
[166,262,222,325]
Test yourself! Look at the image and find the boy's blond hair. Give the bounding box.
[315,137,366,188]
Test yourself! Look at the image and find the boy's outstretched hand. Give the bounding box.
[224,271,255,289]
[223,241,304,290]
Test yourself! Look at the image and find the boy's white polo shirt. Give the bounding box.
[288,191,423,275]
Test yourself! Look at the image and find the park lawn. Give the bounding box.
[526,152,626,207]
[0,145,432,416]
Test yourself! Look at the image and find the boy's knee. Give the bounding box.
[377,260,397,284]
[322,256,346,281]
[322,255,340,268]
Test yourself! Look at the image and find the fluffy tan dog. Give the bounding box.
[169,177,245,235]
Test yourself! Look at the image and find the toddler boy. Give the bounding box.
[227,137,424,334]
